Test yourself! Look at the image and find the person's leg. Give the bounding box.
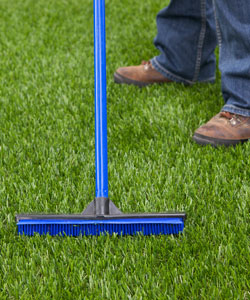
[193,0,250,146]
[152,0,217,84]
[217,1,250,117]
[114,0,217,86]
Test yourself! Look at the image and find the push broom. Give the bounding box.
[16,0,186,236]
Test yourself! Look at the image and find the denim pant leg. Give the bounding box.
[215,1,250,117]
[151,0,217,84]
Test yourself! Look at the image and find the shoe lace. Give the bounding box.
[220,112,234,119]
[220,111,244,126]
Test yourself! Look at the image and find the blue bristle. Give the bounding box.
[17,218,184,236]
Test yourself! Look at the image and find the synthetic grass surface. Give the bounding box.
[0,0,249,299]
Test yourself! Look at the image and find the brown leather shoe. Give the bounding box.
[193,112,250,147]
[114,61,172,87]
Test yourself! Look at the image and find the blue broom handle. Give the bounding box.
[94,0,109,198]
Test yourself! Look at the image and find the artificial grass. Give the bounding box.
[0,0,249,299]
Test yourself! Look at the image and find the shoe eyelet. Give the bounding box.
[230,118,237,126]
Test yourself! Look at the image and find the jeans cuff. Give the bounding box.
[151,57,193,85]
[151,57,215,85]
[221,104,250,117]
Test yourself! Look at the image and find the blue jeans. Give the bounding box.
[151,0,250,117]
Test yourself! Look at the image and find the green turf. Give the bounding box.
[0,0,249,299]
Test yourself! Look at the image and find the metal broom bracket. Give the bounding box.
[82,197,122,216]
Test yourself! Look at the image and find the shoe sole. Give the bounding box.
[193,133,248,147]
[114,72,150,87]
